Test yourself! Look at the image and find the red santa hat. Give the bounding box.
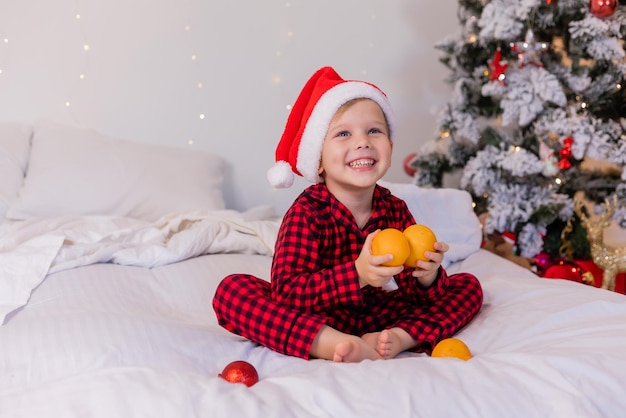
[267,66,395,188]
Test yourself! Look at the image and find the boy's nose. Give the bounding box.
[355,134,371,149]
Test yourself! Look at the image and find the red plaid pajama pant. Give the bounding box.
[213,272,482,359]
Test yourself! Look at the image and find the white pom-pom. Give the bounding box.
[267,160,295,188]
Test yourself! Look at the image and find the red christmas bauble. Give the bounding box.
[403,153,418,177]
[589,0,617,18]
[543,259,585,283]
[559,147,572,159]
[558,158,572,170]
[562,136,574,147]
[534,251,552,274]
[218,360,259,387]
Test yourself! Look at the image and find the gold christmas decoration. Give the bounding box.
[575,195,626,291]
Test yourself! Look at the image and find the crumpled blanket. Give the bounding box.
[0,206,280,323]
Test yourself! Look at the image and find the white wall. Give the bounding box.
[0,0,456,213]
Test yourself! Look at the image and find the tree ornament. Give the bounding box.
[510,29,548,68]
[543,259,594,285]
[218,360,259,386]
[558,159,572,170]
[589,0,618,18]
[403,153,419,177]
[539,141,560,177]
[557,136,574,170]
[488,48,508,85]
[575,196,626,291]
[534,251,553,275]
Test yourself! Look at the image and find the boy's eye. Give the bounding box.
[337,131,350,137]
[369,128,382,134]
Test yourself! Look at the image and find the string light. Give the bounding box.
[182,15,211,146]
[0,36,7,77]
[272,1,294,112]
[64,3,89,115]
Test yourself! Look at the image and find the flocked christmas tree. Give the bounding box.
[412,0,626,263]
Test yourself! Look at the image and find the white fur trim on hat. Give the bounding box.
[267,160,295,188]
[296,81,395,184]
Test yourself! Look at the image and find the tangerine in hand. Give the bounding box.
[371,228,410,267]
[403,224,437,268]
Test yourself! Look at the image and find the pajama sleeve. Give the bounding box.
[270,205,365,312]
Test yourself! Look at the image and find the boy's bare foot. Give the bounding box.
[363,328,417,359]
[333,338,382,363]
[376,329,400,359]
[310,325,383,362]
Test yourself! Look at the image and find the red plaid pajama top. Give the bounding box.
[213,184,483,359]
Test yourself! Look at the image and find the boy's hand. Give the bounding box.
[355,230,404,289]
[411,241,449,287]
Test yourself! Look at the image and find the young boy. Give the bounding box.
[213,66,483,362]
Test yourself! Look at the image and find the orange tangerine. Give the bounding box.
[371,228,410,267]
[403,224,437,268]
[431,338,472,361]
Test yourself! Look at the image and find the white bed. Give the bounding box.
[2,122,626,418]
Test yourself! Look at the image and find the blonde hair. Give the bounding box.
[333,98,391,137]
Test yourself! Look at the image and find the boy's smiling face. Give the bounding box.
[318,98,393,195]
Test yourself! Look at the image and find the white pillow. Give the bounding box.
[0,123,32,223]
[6,123,225,221]
[378,180,482,267]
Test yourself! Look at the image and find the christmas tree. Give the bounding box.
[412,0,626,262]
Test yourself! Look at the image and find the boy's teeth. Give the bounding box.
[350,159,374,167]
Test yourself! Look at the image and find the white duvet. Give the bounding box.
[1,249,626,418]
[0,206,280,323]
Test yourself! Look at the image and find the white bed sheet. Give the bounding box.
[2,249,626,418]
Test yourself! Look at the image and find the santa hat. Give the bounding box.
[267,66,395,188]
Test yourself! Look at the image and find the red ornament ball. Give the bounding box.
[543,259,585,283]
[558,158,572,170]
[562,136,574,147]
[403,153,418,177]
[559,147,572,159]
[534,251,552,274]
[589,0,617,18]
[218,360,259,387]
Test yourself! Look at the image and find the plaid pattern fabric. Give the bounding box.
[213,184,483,359]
